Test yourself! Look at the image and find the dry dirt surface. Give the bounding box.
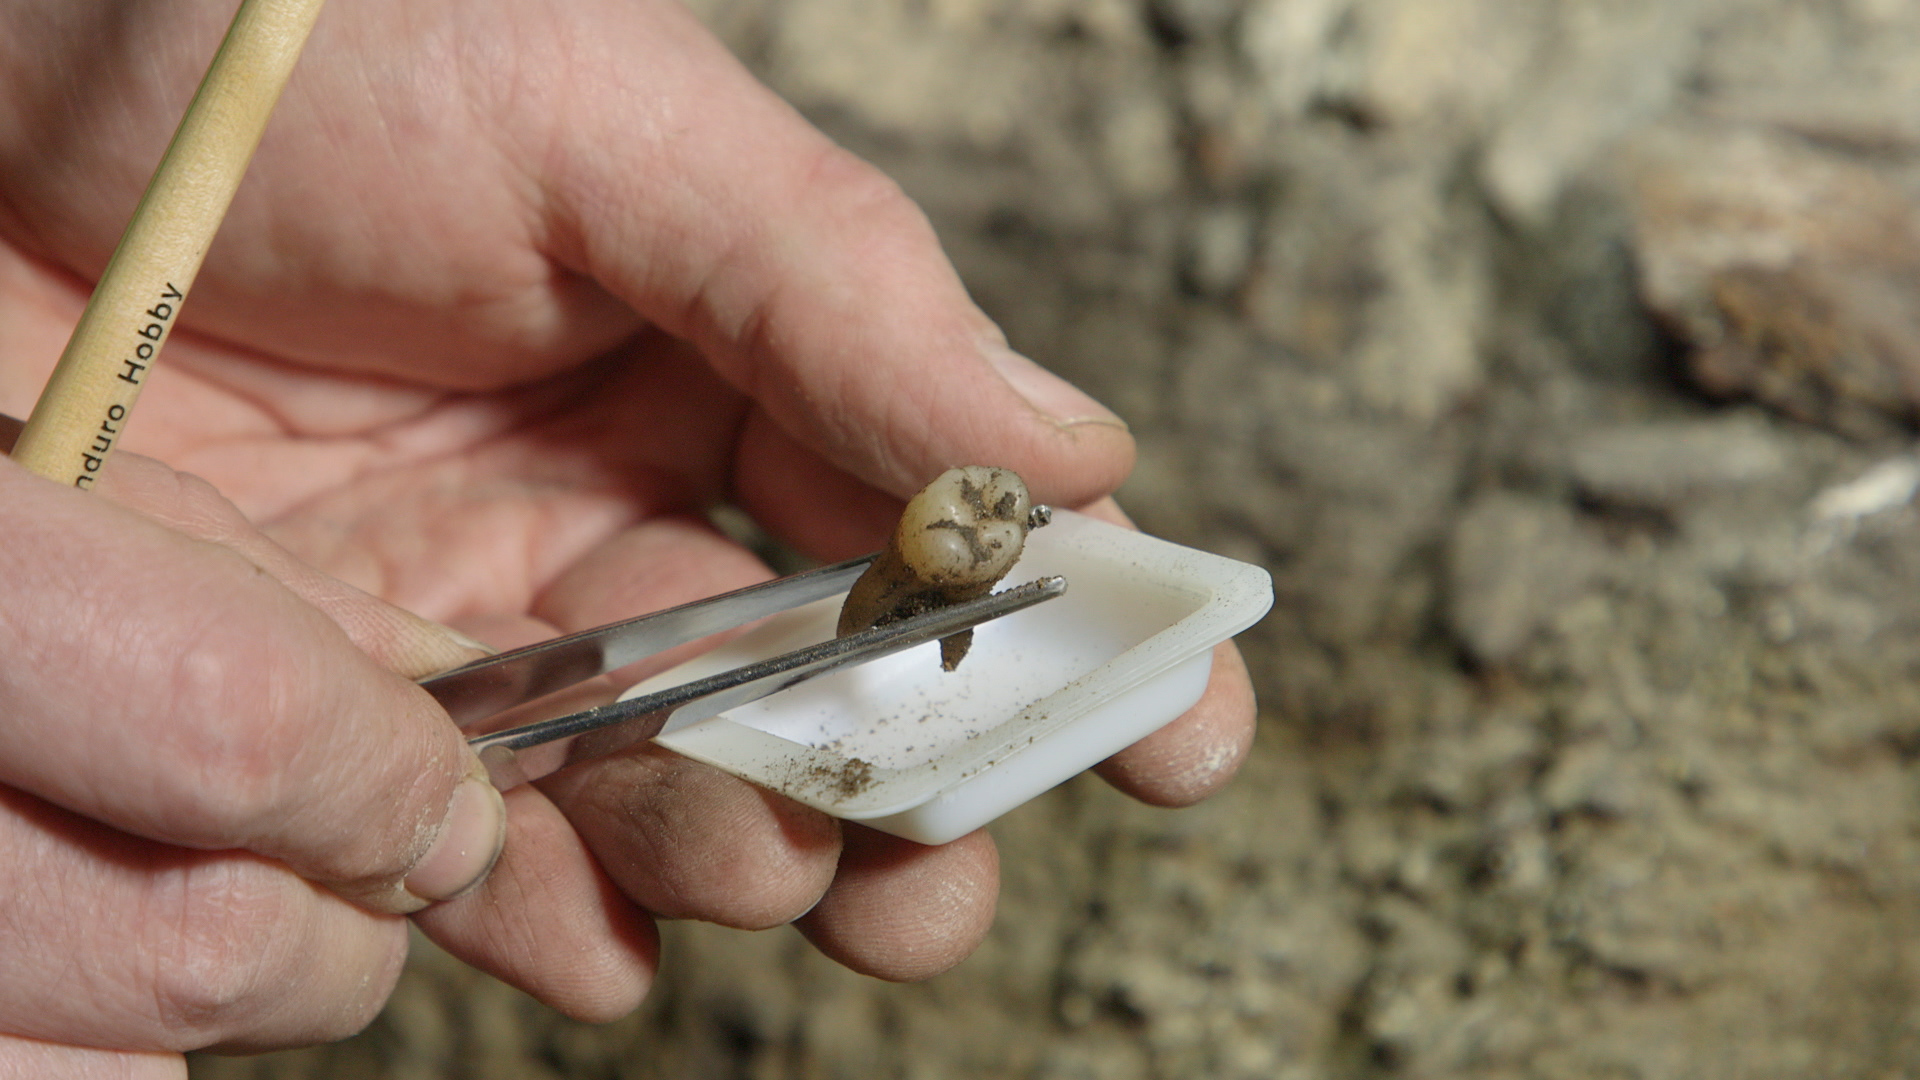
[195,1,1920,1077]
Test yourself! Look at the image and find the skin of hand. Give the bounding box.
[0,0,1259,1074]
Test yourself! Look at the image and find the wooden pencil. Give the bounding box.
[10,0,329,487]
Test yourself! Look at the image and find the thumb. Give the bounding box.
[519,3,1133,505]
[0,457,503,914]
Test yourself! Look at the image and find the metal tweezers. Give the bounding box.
[419,552,1067,791]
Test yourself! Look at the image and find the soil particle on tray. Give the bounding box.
[803,754,876,800]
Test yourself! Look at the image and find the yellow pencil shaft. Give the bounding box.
[11,0,328,487]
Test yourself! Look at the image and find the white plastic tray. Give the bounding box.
[621,510,1273,844]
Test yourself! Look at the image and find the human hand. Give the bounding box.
[0,420,532,1078]
[0,0,1257,1065]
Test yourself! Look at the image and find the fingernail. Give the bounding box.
[405,773,506,903]
[983,347,1128,430]
[435,624,497,656]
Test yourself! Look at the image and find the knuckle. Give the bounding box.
[166,470,252,541]
[151,862,306,1040]
[150,858,399,1048]
[802,144,925,232]
[153,616,331,838]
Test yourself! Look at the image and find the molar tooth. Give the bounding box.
[837,466,1039,671]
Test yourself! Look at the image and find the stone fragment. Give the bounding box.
[1567,416,1788,509]
[1446,491,1597,665]
[1627,124,1920,435]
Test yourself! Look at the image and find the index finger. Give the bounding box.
[507,0,1133,510]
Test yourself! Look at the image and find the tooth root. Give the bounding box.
[939,630,973,672]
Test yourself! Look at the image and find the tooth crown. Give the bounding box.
[895,466,1032,586]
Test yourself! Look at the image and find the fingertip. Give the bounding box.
[400,770,508,907]
[1046,504,1259,805]
[981,345,1128,432]
[542,749,844,930]
[412,786,660,1023]
[321,743,504,919]
[796,827,999,982]
[1094,641,1257,807]
[972,345,1138,507]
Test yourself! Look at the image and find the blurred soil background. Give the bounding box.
[197,0,1920,1076]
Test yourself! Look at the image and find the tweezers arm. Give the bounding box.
[468,576,1068,790]
[419,554,876,727]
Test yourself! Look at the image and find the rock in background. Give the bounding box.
[196,1,1920,1077]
